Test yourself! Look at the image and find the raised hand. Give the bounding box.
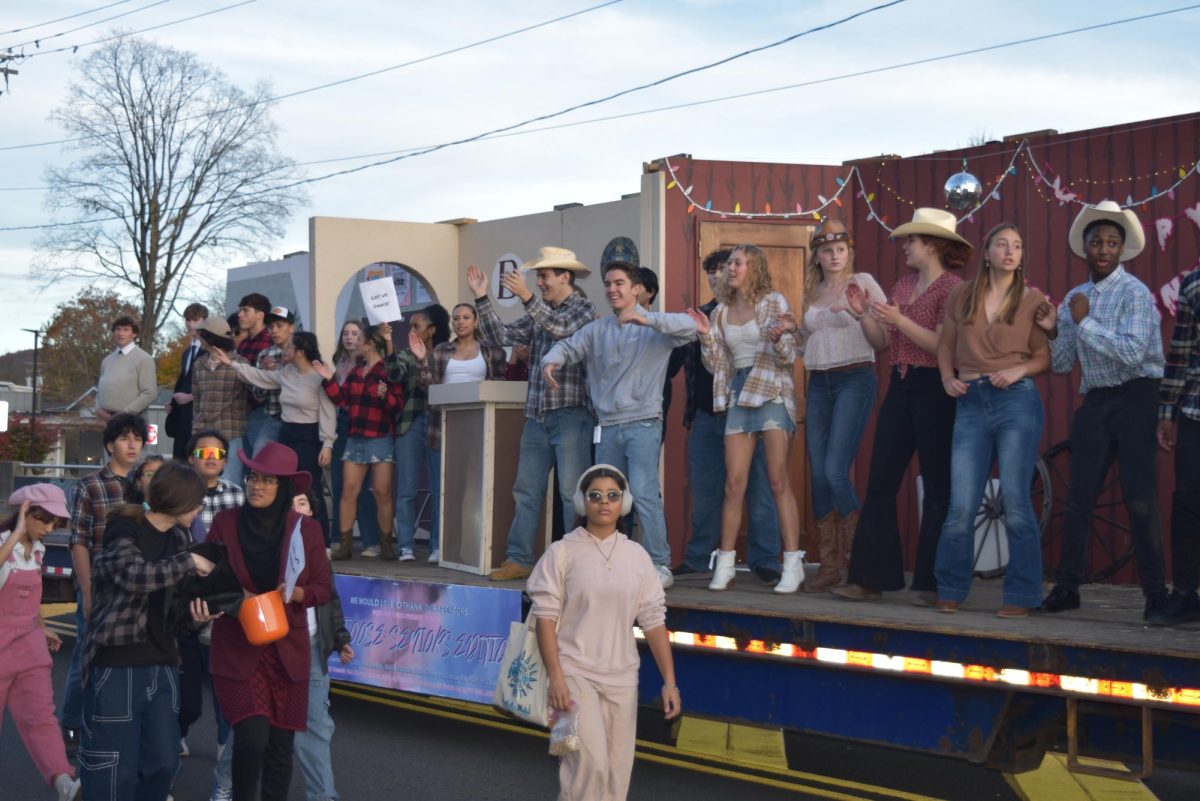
[500,269,533,302]
[845,282,870,318]
[409,330,427,361]
[685,307,710,335]
[467,264,489,297]
[210,347,232,367]
[870,301,903,326]
[312,360,335,382]
[1034,299,1057,333]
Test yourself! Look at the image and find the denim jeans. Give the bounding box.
[684,410,781,571]
[848,367,956,592]
[281,421,330,545]
[243,407,277,459]
[60,588,87,730]
[1172,415,1200,593]
[935,378,1044,607]
[506,406,595,567]
[79,664,181,801]
[330,409,379,548]
[1056,378,1166,596]
[224,436,245,488]
[394,413,442,552]
[597,418,671,567]
[294,637,338,801]
[805,366,877,519]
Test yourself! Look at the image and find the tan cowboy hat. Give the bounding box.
[889,207,971,247]
[520,246,592,276]
[1068,200,1145,262]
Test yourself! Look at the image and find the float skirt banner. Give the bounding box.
[330,574,522,703]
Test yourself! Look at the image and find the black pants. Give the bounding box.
[232,716,295,801]
[1171,415,1200,592]
[847,367,956,592]
[280,421,330,544]
[1056,378,1166,595]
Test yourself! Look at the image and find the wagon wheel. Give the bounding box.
[971,457,1052,578]
[1038,440,1136,584]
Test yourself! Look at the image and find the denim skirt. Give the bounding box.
[725,367,795,435]
[342,435,394,464]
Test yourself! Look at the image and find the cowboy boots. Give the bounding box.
[774,551,805,594]
[707,550,737,591]
[332,529,354,561]
[837,510,860,587]
[803,514,840,592]
[379,529,398,561]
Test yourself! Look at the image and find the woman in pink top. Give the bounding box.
[527,464,680,801]
[0,484,82,801]
[935,223,1050,618]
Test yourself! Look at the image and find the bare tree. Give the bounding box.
[36,35,306,348]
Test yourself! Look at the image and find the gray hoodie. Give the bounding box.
[542,307,697,426]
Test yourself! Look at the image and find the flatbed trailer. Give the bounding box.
[329,560,1200,779]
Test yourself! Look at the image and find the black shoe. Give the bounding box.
[671,563,707,577]
[1039,585,1080,613]
[61,725,79,755]
[1159,589,1200,626]
[754,566,782,586]
[1144,592,1170,625]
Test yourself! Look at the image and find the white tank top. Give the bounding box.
[444,351,487,384]
[725,318,760,368]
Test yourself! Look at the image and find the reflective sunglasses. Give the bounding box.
[192,447,228,460]
[586,489,623,504]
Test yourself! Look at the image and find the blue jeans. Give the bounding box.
[597,418,671,567]
[242,407,276,459]
[60,587,87,729]
[684,410,781,571]
[805,366,877,519]
[79,665,181,801]
[394,413,441,552]
[224,436,245,488]
[935,378,1044,608]
[330,410,379,548]
[295,638,338,801]
[506,407,594,567]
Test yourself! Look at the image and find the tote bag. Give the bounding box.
[493,546,565,727]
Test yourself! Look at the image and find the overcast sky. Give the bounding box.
[1,0,1198,353]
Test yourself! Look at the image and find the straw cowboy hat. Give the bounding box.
[1068,200,1145,262]
[520,246,592,276]
[889,207,971,247]
[237,442,312,493]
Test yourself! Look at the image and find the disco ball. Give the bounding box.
[944,171,983,212]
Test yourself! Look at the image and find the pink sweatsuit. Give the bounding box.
[0,530,75,788]
[527,527,666,801]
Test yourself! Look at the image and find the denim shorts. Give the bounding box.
[342,435,394,464]
[725,368,796,436]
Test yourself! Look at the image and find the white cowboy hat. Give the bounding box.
[888,207,972,248]
[1068,200,1145,262]
[520,246,592,276]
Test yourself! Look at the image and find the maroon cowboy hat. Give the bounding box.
[237,442,311,493]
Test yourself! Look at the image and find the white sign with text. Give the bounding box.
[359,277,404,325]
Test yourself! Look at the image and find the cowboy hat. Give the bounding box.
[520,246,592,276]
[237,442,311,493]
[889,207,971,247]
[811,218,853,248]
[1068,200,1144,262]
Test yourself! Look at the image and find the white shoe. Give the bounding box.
[54,774,80,801]
[209,787,233,801]
[428,549,441,563]
[398,547,415,562]
[179,737,189,756]
[708,550,737,591]
[361,546,380,558]
[656,564,674,589]
[774,550,806,594]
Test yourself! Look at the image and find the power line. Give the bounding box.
[3,0,176,52]
[0,0,624,152]
[0,0,141,39]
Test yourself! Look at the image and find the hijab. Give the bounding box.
[238,476,293,594]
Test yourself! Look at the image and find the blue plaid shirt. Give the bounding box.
[1050,266,1164,394]
[1160,268,1200,423]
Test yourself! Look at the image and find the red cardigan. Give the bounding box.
[206,508,332,683]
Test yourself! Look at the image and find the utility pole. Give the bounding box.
[21,328,40,436]
[0,52,19,96]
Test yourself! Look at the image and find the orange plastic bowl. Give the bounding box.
[238,589,290,645]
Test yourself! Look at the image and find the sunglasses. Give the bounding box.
[586,490,623,504]
[193,447,227,460]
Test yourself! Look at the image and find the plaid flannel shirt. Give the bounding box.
[193,479,246,542]
[192,351,250,441]
[237,329,273,409]
[81,520,195,680]
[1050,266,1164,394]
[475,291,595,420]
[253,344,284,418]
[69,464,131,554]
[418,340,508,450]
[1160,268,1200,423]
[323,360,404,438]
[699,291,798,424]
[384,350,429,437]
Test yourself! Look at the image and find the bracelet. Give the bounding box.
[663,684,680,692]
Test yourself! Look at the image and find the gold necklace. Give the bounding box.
[589,533,619,569]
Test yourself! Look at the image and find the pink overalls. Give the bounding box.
[0,539,74,787]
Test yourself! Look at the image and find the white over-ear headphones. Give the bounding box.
[573,463,634,517]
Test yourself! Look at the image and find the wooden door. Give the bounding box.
[697,221,817,552]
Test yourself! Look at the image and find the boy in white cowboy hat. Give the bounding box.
[1036,200,1169,622]
[468,247,598,582]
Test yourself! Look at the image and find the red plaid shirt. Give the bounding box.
[323,360,403,438]
[237,329,273,409]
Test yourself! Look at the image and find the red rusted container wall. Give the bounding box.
[660,112,1200,584]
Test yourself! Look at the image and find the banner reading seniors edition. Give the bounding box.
[330,574,522,704]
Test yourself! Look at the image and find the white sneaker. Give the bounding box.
[398,547,415,562]
[179,737,189,756]
[656,564,675,589]
[428,549,441,563]
[54,774,80,801]
[209,787,233,801]
[361,546,380,558]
